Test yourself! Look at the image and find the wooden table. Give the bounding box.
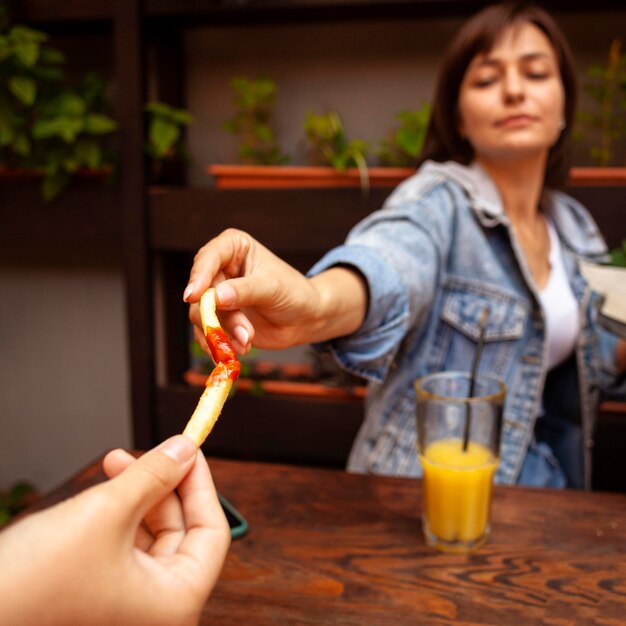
[27,455,626,625]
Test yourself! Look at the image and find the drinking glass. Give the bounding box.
[415,371,505,553]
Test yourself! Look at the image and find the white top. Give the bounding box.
[538,219,579,370]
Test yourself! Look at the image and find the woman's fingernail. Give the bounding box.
[216,283,236,306]
[183,283,194,302]
[233,325,249,347]
[159,435,197,463]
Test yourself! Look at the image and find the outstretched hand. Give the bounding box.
[0,436,230,626]
[184,228,367,356]
[184,228,323,353]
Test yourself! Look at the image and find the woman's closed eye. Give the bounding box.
[471,73,499,88]
[524,64,552,81]
[522,57,554,81]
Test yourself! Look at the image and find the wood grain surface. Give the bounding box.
[24,455,626,625]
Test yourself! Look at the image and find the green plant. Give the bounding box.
[0,481,38,528]
[0,7,117,200]
[574,38,626,167]
[144,101,193,175]
[223,76,289,165]
[376,103,431,167]
[303,110,369,190]
[609,239,626,267]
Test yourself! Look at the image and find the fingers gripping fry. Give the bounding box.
[183,289,240,446]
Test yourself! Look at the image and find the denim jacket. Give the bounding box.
[309,160,622,487]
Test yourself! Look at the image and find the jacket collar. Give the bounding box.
[419,160,505,221]
[418,160,607,258]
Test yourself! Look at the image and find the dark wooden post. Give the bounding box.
[115,0,155,448]
[148,25,191,384]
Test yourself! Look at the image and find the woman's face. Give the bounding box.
[457,22,565,165]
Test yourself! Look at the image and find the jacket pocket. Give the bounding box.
[441,275,529,342]
[428,275,530,376]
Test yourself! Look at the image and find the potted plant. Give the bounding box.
[144,101,193,184]
[571,37,626,185]
[301,109,371,191]
[0,9,117,201]
[207,76,294,187]
[222,76,289,166]
[376,103,431,169]
[208,77,417,190]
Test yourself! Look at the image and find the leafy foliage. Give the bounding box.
[0,7,117,200]
[145,101,193,174]
[376,103,431,167]
[574,38,626,167]
[223,77,289,165]
[303,110,369,190]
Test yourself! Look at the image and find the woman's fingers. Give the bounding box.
[191,298,254,356]
[217,309,254,353]
[184,229,254,304]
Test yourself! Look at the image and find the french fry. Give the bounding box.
[199,287,220,336]
[183,288,240,446]
[183,363,233,446]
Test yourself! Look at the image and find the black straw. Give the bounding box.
[463,306,490,452]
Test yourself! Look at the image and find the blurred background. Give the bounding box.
[1,1,624,510]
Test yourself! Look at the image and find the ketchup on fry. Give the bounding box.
[205,327,240,382]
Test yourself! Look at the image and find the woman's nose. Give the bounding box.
[503,69,524,104]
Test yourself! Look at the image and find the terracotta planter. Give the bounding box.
[569,167,626,186]
[207,164,416,189]
[184,369,366,400]
[208,165,626,189]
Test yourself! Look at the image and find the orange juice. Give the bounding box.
[420,438,498,550]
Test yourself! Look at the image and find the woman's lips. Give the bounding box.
[497,114,536,127]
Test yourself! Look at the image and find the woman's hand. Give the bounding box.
[184,228,367,355]
[0,436,230,626]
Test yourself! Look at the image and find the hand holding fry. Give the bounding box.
[184,229,368,354]
[0,436,230,626]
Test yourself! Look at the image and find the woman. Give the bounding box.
[184,3,626,489]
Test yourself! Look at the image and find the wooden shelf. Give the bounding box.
[149,178,626,254]
[0,180,123,264]
[149,186,392,254]
[594,401,626,492]
[565,184,626,250]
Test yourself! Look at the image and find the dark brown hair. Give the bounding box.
[418,2,577,189]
